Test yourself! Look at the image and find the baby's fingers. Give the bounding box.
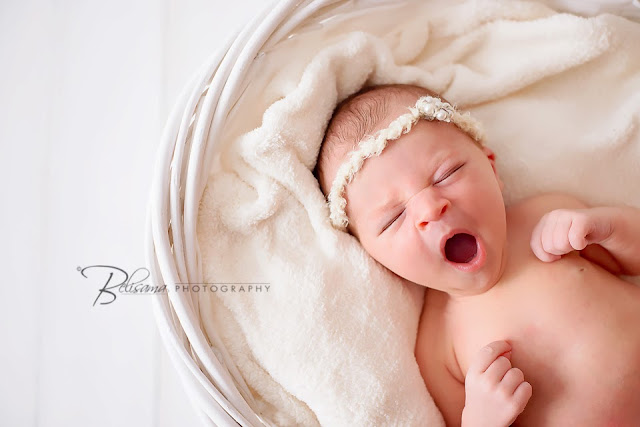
[501,367,525,395]
[484,355,513,385]
[501,380,533,426]
[549,214,574,255]
[467,341,512,378]
[567,217,591,250]
[531,215,560,262]
[513,381,533,408]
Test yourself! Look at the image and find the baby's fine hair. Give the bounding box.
[314,83,440,198]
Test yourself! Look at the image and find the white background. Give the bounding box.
[0,0,264,425]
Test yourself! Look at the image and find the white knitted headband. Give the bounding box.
[328,95,485,231]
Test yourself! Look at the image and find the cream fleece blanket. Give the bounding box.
[197,0,640,425]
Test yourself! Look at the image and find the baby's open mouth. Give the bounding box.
[444,233,478,263]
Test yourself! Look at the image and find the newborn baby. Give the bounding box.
[314,83,640,426]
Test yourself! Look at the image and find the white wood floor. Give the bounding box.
[0,0,265,425]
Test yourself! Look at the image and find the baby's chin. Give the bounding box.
[428,250,507,297]
[456,244,508,297]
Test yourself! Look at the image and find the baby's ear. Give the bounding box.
[481,145,504,191]
[481,145,496,163]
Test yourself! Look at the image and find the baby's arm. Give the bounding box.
[462,341,532,427]
[592,206,640,275]
[530,194,640,275]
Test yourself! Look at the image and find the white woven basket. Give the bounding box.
[145,1,406,424]
[145,0,640,426]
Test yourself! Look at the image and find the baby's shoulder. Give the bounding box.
[415,290,466,420]
[507,192,589,234]
[510,191,589,212]
[416,290,464,380]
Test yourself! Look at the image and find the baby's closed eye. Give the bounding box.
[380,163,465,234]
[381,210,405,233]
[435,163,464,184]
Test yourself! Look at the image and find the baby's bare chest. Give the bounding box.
[451,254,640,424]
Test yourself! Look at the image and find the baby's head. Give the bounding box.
[315,84,508,296]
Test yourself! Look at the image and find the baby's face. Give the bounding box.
[343,117,508,297]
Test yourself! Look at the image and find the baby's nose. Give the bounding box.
[414,198,450,230]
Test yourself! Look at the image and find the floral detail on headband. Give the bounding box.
[327,95,485,231]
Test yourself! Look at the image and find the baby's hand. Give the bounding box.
[530,208,614,262]
[461,341,532,427]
